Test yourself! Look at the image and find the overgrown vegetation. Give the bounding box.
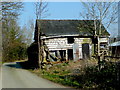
[31,59,119,89]
[2,2,25,62]
[2,2,34,62]
[82,61,118,89]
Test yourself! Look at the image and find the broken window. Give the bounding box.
[67,37,74,44]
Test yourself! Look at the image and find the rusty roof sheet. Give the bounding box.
[109,41,120,46]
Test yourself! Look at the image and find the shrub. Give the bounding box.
[83,61,118,89]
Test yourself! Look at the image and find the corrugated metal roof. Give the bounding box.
[109,41,120,46]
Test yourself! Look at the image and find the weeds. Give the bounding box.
[31,60,119,89]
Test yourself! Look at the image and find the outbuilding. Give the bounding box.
[109,41,120,57]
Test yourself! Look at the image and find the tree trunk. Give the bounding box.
[38,27,41,69]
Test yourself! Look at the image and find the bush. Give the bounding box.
[31,60,119,89]
[3,45,27,62]
[83,61,117,89]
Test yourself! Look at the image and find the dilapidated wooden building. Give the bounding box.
[109,41,120,57]
[31,19,109,64]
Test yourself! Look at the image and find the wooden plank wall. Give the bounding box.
[44,37,90,59]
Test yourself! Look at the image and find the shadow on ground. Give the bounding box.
[5,62,23,69]
[5,61,39,70]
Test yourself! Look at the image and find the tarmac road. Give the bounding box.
[1,62,69,88]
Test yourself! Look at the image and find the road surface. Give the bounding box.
[1,62,69,88]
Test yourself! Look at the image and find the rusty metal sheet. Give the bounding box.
[73,43,79,61]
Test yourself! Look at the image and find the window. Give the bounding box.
[67,36,74,44]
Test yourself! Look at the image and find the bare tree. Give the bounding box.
[79,1,118,69]
[22,19,34,46]
[35,0,48,19]
[2,2,25,62]
[80,2,117,33]
[34,0,48,68]
[1,2,23,21]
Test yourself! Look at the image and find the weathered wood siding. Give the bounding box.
[44,38,84,49]
[99,38,109,43]
[43,36,109,60]
[44,37,92,59]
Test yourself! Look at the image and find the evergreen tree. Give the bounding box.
[2,2,27,62]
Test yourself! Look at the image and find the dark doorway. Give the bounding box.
[59,50,66,61]
[68,49,73,60]
[82,43,90,59]
[112,46,120,57]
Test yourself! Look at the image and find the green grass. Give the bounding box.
[32,69,82,88]
[30,60,119,89]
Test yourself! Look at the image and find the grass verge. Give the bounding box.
[30,59,119,89]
